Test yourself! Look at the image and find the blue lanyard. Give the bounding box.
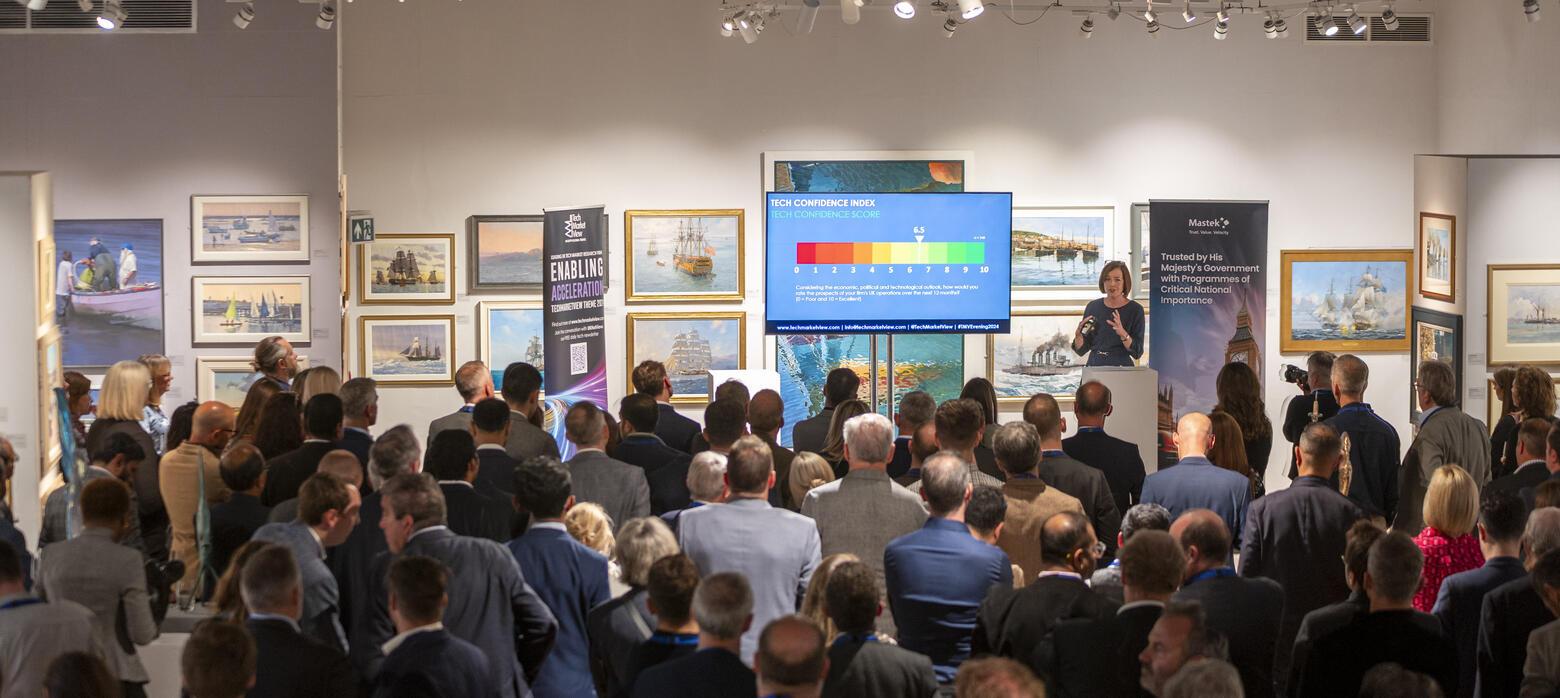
[1077,427,1104,434]
[1338,403,1373,415]
[648,631,699,647]
[832,633,877,648]
[1009,472,1039,480]
[1042,450,1067,458]
[0,597,44,611]
[1186,567,1237,585]
[459,405,475,413]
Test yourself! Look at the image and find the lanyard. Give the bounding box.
[1186,567,1237,585]
[1008,472,1039,480]
[1077,427,1104,434]
[1042,450,1067,458]
[0,597,44,611]
[648,632,699,647]
[832,633,878,648]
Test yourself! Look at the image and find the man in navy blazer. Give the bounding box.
[469,398,520,494]
[427,430,512,542]
[1487,418,1555,509]
[373,555,493,698]
[1433,489,1528,698]
[240,544,358,698]
[1141,413,1251,543]
[338,377,378,487]
[1062,382,1146,517]
[1475,507,1560,698]
[632,360,702,453]
[508,456,612,698]
[1321,354,1401,521]
[1171,509,1283,698]
[617,394,695,514]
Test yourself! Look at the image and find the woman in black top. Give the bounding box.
[1214,361,1273,497]
[1072,260,1145,368]
[1489,366,1519,477]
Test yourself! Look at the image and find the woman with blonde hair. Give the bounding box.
[1208,411,1258,500]
[589,517,680,697]
[137,353,173,454]
[818,398,870,477]
[85,359,166,559]
[566,502,626,596]
[296,365,341,407]
[799,553,860,642]
[1412,464,1484,612]
[789,451,836,509]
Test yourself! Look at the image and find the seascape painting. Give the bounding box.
[191,276,310,345]
[1011,208,1114,289]
[470,217,543,291]
[628,313,745,404]
[1282,251,1411,352]
[359,234,455,304]
[1504,284,1560,345]
[1488,265,1560,365]
[774,334,963,445]
[772,160,964,193]
[480,302,545,390]
[54,219,164,368]
[989,313,1086,403]
[360,316,455,385]
[625,211,744,302]
[1418,213,1455,302]
[192,195,308,262]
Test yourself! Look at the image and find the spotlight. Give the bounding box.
[840,0,861,25]
[1214,17,1228,38]
[19,0,46,11]
[1215,8,1229,22]
[957,0,983,20]
[1524,0,1541,22]
[721,15,735,32]
[1275,16,1289,36]
[1263,16,1277,37]
[76,0,90,11]
[893,0,914,19]
[1107,3,1119,20]
[1347,7,1366,34]
[316,1,335,29]
[943,17,957,36]
[738,11,759,42]
[1143,7,1156,22]
[1080,16,1094,37]
[1381,6,1399,30]
[1181,2,1195,23]
[798,0,820,33]
[1316,12,1339,36]
[1146,19,1160,35]
[96,0,125,29]
[231,1,253,28]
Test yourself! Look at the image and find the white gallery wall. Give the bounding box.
[1435,0,1560,154]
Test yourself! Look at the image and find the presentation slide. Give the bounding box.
[765,192,1012,334]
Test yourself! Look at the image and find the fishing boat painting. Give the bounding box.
[192,276,310,344]
[54,219,164,368]
[627,313,745,403]
[191,195,308,262]
[1011,208,1115,290]
[988,312,1086,403]
[359,234,455,304]
[1281,250,1412,353]
[360,316,456,385]
[625,211,744,302]
[479,302,545,391]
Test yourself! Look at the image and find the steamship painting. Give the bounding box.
[989,313,1085,401]
[1506,284,1560,344]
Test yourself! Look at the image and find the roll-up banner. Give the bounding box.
[543,205,609,458]
[1148,200,1269,469]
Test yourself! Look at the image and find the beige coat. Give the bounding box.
[997,477,1085,586]
[157,442,231,589]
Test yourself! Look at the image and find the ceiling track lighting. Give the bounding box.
[231,0,253,28]
[1079,15,1094,37]
[1263,15,1277,37]
[1275,16,1289,36]
[956,0,983,20]
[316,0,335,30]
[1380,5,1399,30]
[1181,2,1196,23]
[1316,10,1339,36]
[1214,17,1228,39]
[1524,0,1541,22]
[1346,6,1367,34]
[96,0,124,29]
[840,0,862,25]
[797,0,819,33]
[893,0,915,19]
[738,10,759,42]
[943,17,957,36]
[1146,18,1160,35]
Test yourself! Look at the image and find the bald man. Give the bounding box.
[269,450,364,525]
[1170,509,1284,698]
[158,401,238,589]
[1140,413,1252,544]
[756,616,829,698]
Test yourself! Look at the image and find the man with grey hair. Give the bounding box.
[678,436,821,663]
[1138,600,1229,697]
[631,572,757,697]
[1397,359,1492,533]
[1322,353,1401,522]
[1091,502,1173,603]
[661,451,727,534]
[889,390,937,479]
[885,451,1013,683]
[427,360,496,444]
[1163,658,1243,698]
[331,424,422,648]
[564,401,651,534]
[990,420,1084,584]
[800,412,927,636]
[1284,351,1339,480]
[339,377,379,471]
[1477,506,1560,697]
[241,543,357,695]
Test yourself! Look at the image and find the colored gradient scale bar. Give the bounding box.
[795,242,984,265]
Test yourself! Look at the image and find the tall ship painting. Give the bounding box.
[665,330,712,375]
[674,219,715,277]
[1310,270,1389,335]
[1291,258,1407,343]
[400,336,443,362]
[386,249,423,286]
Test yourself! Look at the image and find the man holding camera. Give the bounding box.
[1283,352,1339,480]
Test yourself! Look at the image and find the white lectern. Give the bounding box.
[1080,366,1162,475]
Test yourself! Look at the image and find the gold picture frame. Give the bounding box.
[358,314,457,386]
[1487,264,1560,366]
[37,238,55,327]
[626,311,747,404]
[1280,249,1413,353]
[986,309,1086,406]
[1418,212,1456,303]
[357,233,456,305]
[196,355,310,410]
[623,210,745,304]
[477,301,545,396]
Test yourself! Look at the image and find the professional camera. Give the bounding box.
[1280,364,1309,387]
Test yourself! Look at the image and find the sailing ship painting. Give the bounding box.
[1290,261,1408,342]
[1011,210,1113,288]
[629,314,743,401]
[626,212,743,301]
[54,219,164,367]
[193,277,309,343]
[362,235,454,303]
[363,318,454,383]
[990,314,1085,401]
[482,304,545,390]
[193,197,307,262]
[1505,284,1560,344]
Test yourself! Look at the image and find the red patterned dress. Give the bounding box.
[1413,527,1485,612]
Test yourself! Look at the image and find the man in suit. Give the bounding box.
[894,421,939,488]
[884,452,1013,684]
[1240,422,1367,695]
[1397,359,1492,533]
[689,380,751,455]
[261,394,344,507]
[180,620,257,698]
[427,430,511,542]
[1026,393,1121,551]
[801,412,927,636]
[1476,506,1560,698]
[0,539,96,698]
[426,360,495,444]
[662,452,727,534]
[1049,529,1186,698]
[1282,351,1339,480]
[756,616,830,698]
[565,401,652,533]
[501,362,563,463]
[269,449,363,525]
[621,554,702,688]
[751,389,800,510]
[157,401,236,590]
[617,393,695,514]
[1488,418,1554,506]
[239,543,357,697]
[820,559,937,698]
[975,511,1117,671]
[470,397,520,496]
[1298,531,1458,697]
[793,367,860,455]
[37,479,159,698]
[1137,600,1229,698]
[338,377,378,480]
[631,572,757,698]
[374,555,493,698]
[209,443,271,581]
[508,457,612,697]
[1090,503,1172,604]
[331,426,420,645]
[1434,490,1528,698]
[1322,354,1401,522]
[39,430,145,550]
[1142,413,1251,543]
[678,435,821,663]
[1063,381,1147,517]
[1171,509,1283,698]
[631,360,702,454]
[888,391,935,481]
[357,472,558,698]
[1523,553,1560,697]
[991,421,1085,582]
[253,472,360,652]
[908,399,1002,493]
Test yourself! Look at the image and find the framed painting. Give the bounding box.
[1410,307,1462,423]
[191,195,310,263]
[38,330,63,468]
[1418,212,1456,303]
[627,312,746,404]
[764,151,969,194]
[478,301,545,393]
[987,309,1087,405]
[772,334,873,446]
[1131,202,1150,288]
[1488,264,1560,365]
[358,233,455,305]
[1280,249,1413,353]
[359,314,456,386]
[468,215,543,293]
[37,238,55,325]
[191,276,310,345]
[1011,206,1117,297]
[53,219,165,369]
[196,355,310,410]
[624,210,745,303]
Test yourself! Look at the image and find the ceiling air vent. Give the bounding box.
[1,0,195,33]
[1305,13,1431,44]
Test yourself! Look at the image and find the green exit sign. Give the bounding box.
[349,216,375,243]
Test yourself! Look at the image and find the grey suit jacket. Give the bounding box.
[566,450,651,534]
[252,520,345,652]
[0,594,97,698]
[38,528,158,683]
[679,497,822,663]
[1397,406,1491,533]
[801,468,927,637]
[508,411,561,463]
[427,408,473,446]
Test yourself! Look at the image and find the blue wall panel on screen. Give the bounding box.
[764,192,1012,334]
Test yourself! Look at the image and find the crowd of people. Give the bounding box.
[3,337,1560,698]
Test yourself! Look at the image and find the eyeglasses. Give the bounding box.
[1068,541,1109,561]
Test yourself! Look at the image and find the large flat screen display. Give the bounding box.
[765,191,1012,334]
